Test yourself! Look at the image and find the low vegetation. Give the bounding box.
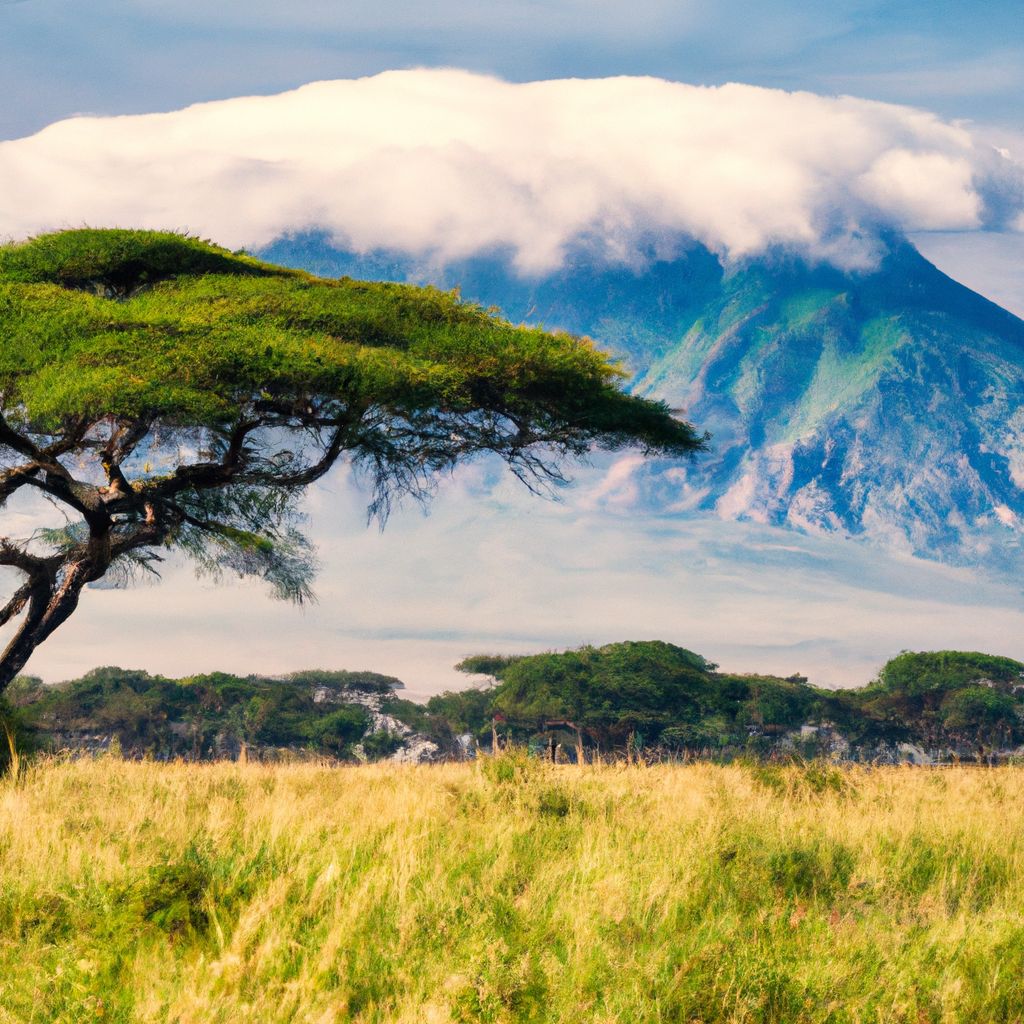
[5,645,1024,764]
[447,644,1024,761]
[1,755,1024,1022]
[2,667,432,762]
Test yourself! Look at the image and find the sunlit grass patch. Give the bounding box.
[1,756,1023,1022]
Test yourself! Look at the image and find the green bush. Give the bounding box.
[536,785,573,818]
[767,839,855,900]
[362,730,404,760]
[139,844,214,937]
[480,746,541,788]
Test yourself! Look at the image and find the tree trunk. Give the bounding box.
[0,559,94,692]
[0,574,55,691]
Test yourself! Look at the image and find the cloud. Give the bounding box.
[17,461,1024,694]
[0,69,1021,272]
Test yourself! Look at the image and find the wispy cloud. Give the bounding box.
[17,462,1024,695]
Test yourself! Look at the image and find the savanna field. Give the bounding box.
[2,755,1024,1024]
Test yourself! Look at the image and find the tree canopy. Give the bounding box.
[873,650,1024,695]
[450,641,813,751]
[0,229,706,689]
[7,644,1024,763]
[444,643,1024,757]
[4,665,415,760]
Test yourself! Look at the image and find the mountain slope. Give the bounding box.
[259,234,1024,569]
[632,243,1024,563]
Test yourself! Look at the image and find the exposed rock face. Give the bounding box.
[630,243,1024,569]
[314,684,440,763]
[261,233,1024,572]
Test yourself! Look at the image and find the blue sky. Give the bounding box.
[1,0,1021,141]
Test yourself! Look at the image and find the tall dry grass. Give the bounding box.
[1,753,1023,1022]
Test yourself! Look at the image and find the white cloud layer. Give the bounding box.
[12,461,1024,696]
[1,69,1021,271]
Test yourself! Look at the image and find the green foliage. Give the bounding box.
[285,668,405,694]
[767,839,855,900]
[19,666,395,760]
[940,687,1019,748]
[480,746,541,788]
[0,694,36,774]
[0,229,703,449]
[850,651,1024,753]
[361,730,404,760]
[303,707,371,756]
[16,644,1024,765]
[425,686,494,743]
[452,642,1024,758]
[749,758,851,798]
[478,641,812,751]
[535,784,577,818]
[5,674,44,705]
[0,228,705,694]
[495,641,709,740]
[378,696,434,734]
[140,843,215,937]
[0,228,274,293]
[876,650,1024,695]
[454,654,525,678]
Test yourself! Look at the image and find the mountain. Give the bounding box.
[259,233,1024,571]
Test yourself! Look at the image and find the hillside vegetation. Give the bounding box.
[448,644,1024,761]
[2,757,1024,1022]
[2,667,434,765]
[5,644,1024,765]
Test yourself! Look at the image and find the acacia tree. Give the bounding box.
[0,230,706,691]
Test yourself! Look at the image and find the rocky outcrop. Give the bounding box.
[314,684,440,763]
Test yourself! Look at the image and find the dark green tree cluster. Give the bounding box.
[443,641,820,754]
[848,651,1024,753]
[7,645,1024,763]
[7,666,425,760]
[0,229,705,690]
[437,644,1024,759]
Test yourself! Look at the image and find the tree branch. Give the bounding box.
[0,581,32,628]
[0,539,51,576]
[0,412,41,462]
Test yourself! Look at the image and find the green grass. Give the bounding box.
[776,316,904,445]
[2,755,1024,1022]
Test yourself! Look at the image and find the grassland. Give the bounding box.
[2,755,1024,1023]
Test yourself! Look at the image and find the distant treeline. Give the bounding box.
[3,643,1023,764]
[444,643,1024,762]
[0,668,432,765]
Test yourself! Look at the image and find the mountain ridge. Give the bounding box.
[259,233,1024,571]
